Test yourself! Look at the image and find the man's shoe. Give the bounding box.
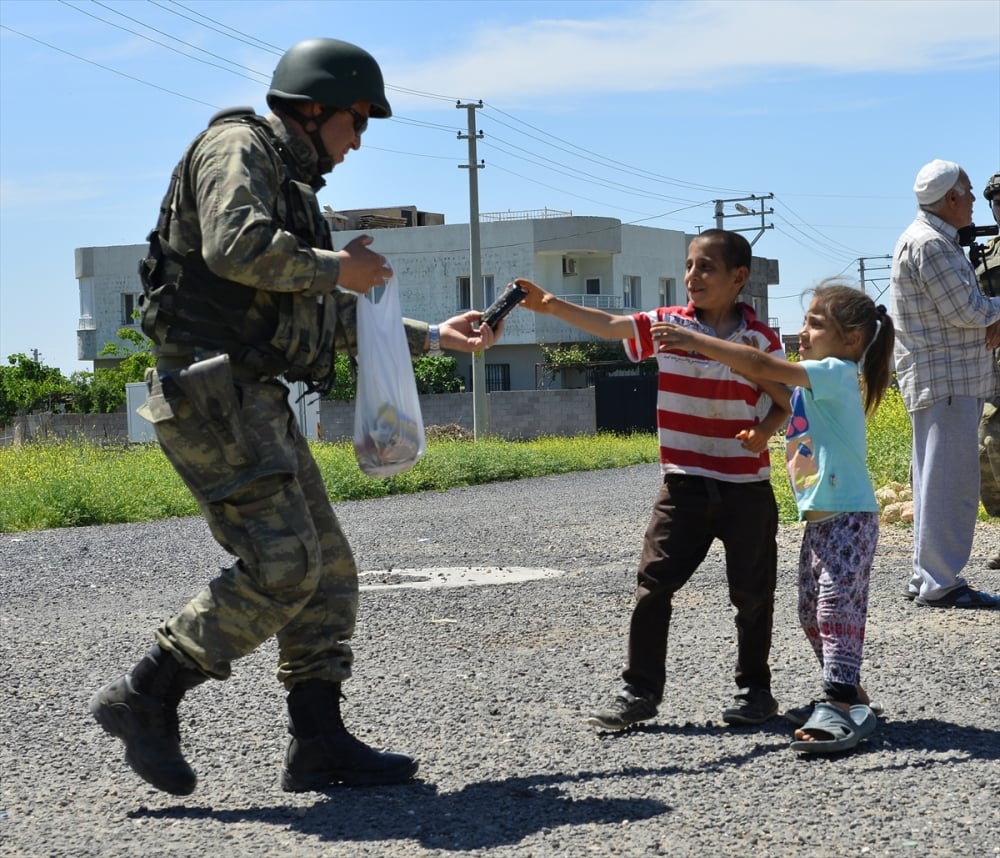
[282,732,418,792]
[722,687,779,725]
[281,680,417,792]
[89,646,206,796]
[586,686,658,731]
[915,585,1000,609]
[902,587,918,601]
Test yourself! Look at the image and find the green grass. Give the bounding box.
[0,395,915,533]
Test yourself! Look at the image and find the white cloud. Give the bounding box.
[391,0,998,105]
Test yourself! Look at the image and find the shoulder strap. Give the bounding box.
[211,107,322,189]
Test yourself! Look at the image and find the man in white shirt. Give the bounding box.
[890,159,1000,609]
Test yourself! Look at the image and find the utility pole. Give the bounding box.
[858,255,892,300]
[457,100,487,440]
[712,193,774,246]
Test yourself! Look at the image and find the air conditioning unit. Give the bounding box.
[562,257,578,276]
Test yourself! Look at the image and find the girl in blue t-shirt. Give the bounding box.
[655,281,895,755]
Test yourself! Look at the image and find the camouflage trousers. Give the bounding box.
[979,398,1000,517]
[141,356,358,688]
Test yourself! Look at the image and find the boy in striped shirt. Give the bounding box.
[515,229,790,729]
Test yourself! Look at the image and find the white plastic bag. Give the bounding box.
[353,272,426,477]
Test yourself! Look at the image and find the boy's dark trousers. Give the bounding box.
[622,474,778,701]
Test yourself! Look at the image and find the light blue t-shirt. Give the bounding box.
[785,357,878,518]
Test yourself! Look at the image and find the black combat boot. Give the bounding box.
[89,644,207,796]
[281,679,418,792]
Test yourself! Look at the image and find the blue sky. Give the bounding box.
[1,0,998,376]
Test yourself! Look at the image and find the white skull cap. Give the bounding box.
[913,159,961,205]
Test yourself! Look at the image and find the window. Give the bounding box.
[457,276,471,310]
[562,257,578,276]
[585,278,601,295]
[485,363,511,392]
[122,293,141,325]
[623,275,641,309]
[658,277,675,307]
[458,274,496,310]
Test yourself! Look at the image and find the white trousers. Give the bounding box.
[908,396,981,599]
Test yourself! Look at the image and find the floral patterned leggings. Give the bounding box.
[798,511,879,702]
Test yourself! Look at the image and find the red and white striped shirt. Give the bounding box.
[624,302,784,481]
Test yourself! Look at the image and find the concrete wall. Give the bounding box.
[0,412,127,446]
[320,388,594,441]
[0,388,596,447]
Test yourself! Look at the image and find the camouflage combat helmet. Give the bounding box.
[267,38,392,118]
[984,171,1000,202]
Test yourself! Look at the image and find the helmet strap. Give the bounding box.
[283,103,338,175]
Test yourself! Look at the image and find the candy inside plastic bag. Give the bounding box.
[352,272,426,477]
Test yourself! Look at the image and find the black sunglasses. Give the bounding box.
[344,107,368,135]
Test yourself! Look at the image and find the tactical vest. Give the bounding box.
[976,236,1000,298]
[138,108,344,394]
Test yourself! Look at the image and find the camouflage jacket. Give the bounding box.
[140,109,429,388]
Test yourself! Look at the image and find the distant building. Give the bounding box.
[782,333,800,357]
[75,208,780,388]
[75,243,147,372]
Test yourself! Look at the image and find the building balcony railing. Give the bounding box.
[532,295,634,344]
[479,207,573,222]
[561,294,627,310]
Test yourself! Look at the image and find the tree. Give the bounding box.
[0,353,73,424]
[325,353,464,400]
[413,355,464,394]
[538,341,656,387]
[326,352,358,401]
[67,327,154,414]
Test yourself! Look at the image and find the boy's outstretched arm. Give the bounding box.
[514,278,635,340]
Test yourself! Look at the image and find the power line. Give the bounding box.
[59,0,271,82]
[486,162,660,217]
[152,0,284,54]
[0,24,220,108]
[3,2,888,276]
[772,193,867,258]
[482,103,745,195]
[482,135,704,206]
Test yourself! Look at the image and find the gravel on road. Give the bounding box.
[1,464,998,858]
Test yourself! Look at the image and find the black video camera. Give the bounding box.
[960,223,1000,294]
[958,223,1000,246]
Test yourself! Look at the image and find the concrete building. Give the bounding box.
[75,208,780,388]
[75,243,147,371]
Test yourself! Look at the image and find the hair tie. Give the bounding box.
[859,318,883,370]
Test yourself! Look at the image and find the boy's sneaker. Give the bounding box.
[586,687,658,731]
[722,687,778,725]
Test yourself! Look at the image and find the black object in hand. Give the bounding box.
[480,282,528,330]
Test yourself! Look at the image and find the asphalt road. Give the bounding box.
[1,464,998,857]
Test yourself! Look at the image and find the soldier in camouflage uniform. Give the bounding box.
[89,38,500,796]
[976,171,1000,564]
